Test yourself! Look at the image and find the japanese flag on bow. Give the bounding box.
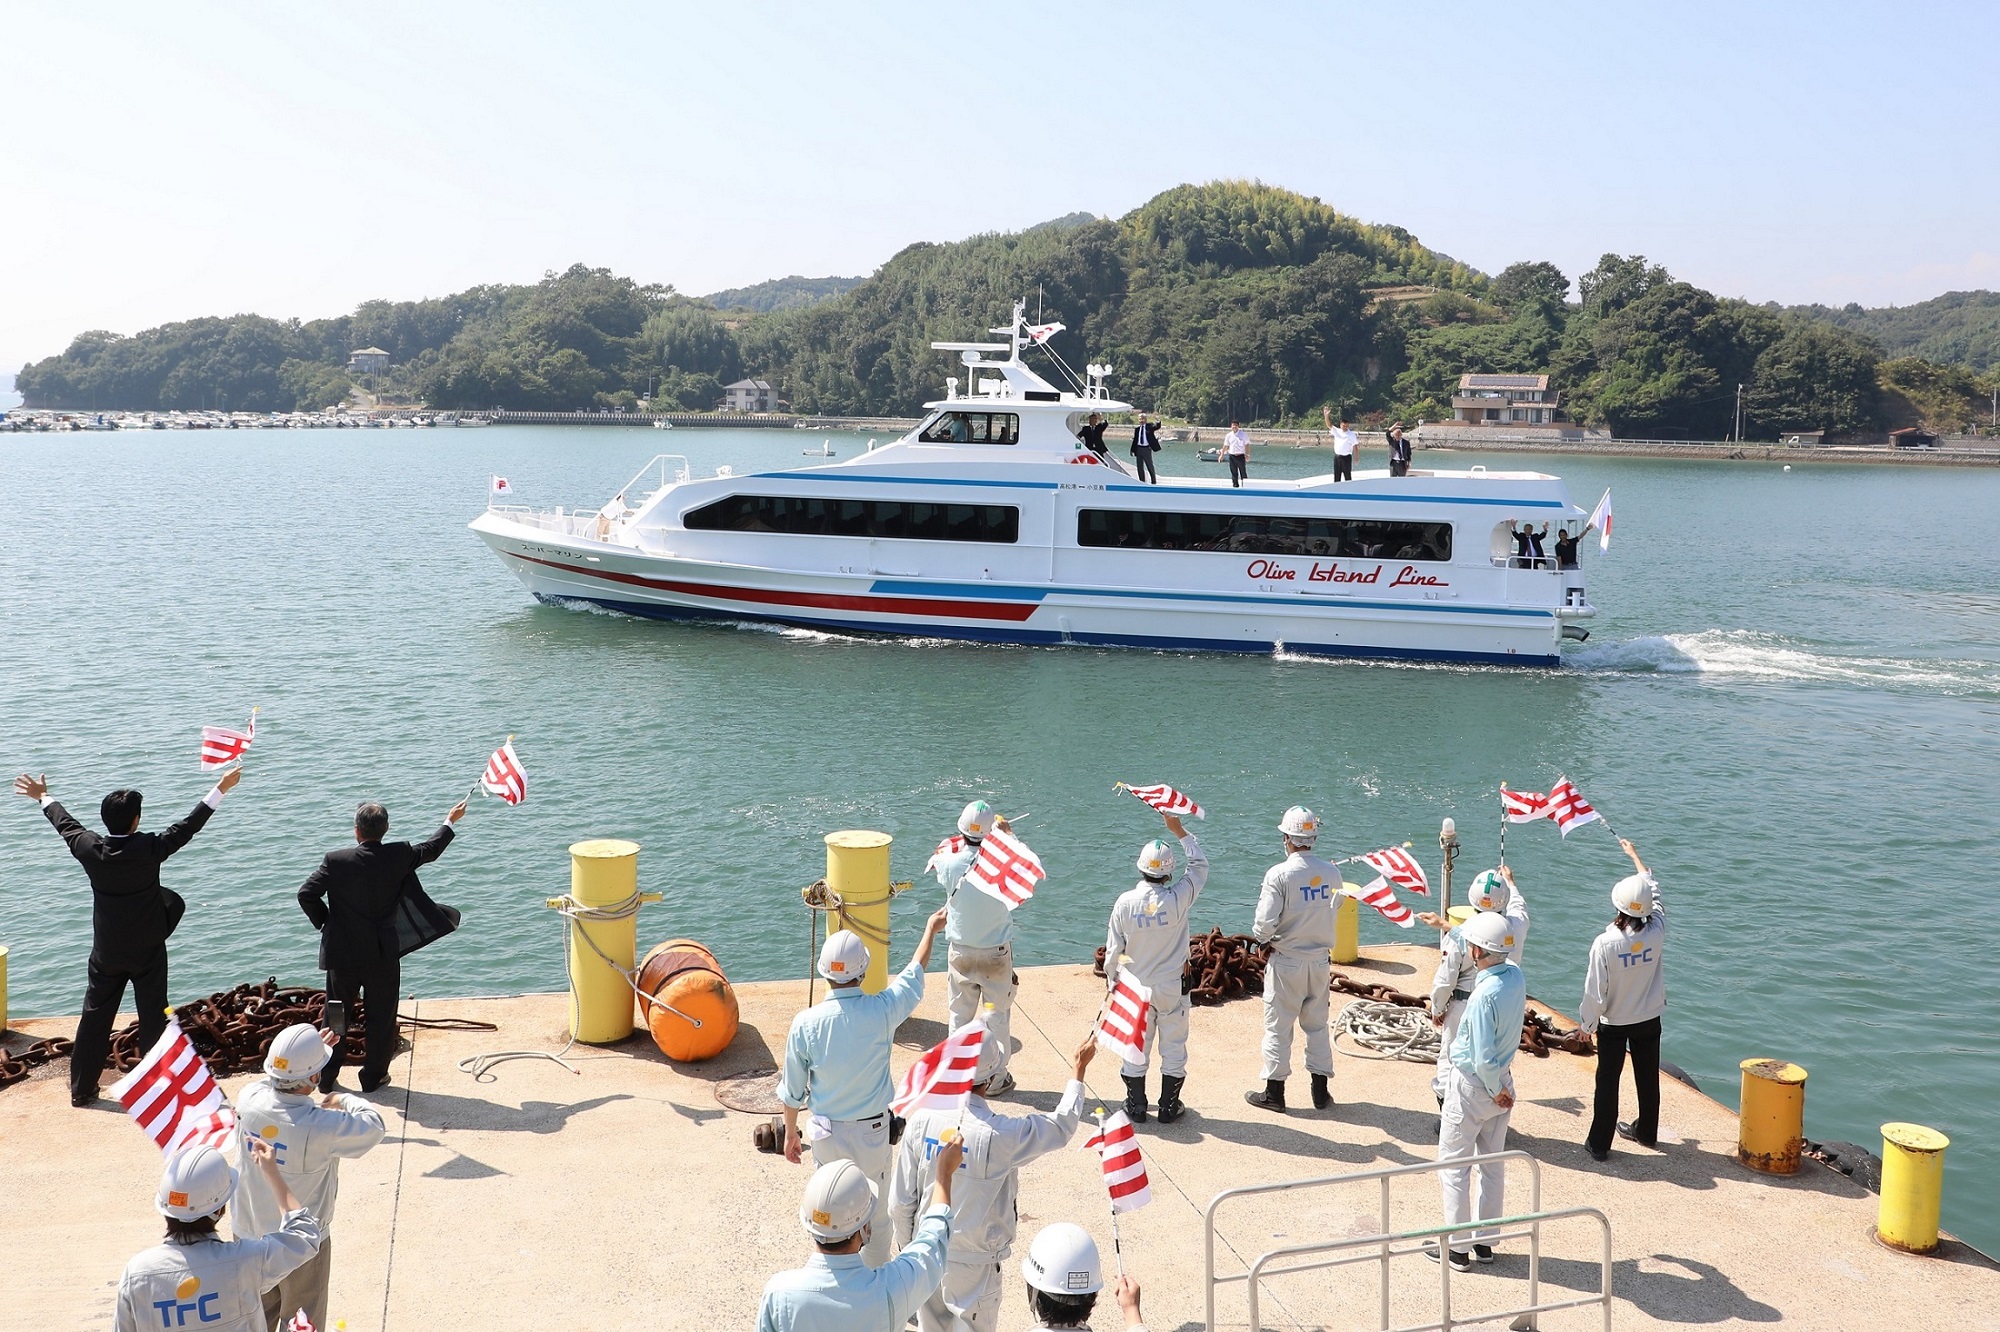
[890,1018,987,1116]
[108,1019,236,1156]
[1501,786,1550,823]
[1359,846,1428,896]
[480,738,527,806]
[965,828,1045,910]
[198,710,256,769]
[1082,1110,1152,1212]
[1096,967,1153,1066]
[1545,778,1599,836]
[490,475,513,498]
[1118,782,1204,821]
[1588,488,1612,552]
[924,833,968,877]
[1341,878,1415,928]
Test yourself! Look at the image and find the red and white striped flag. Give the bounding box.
[1343,878,1416,928]
[108,1019,236,1156]
[480,738,527,806]
[925,833,968,876]
[1119,782,1204,821]
[287,1311,318,1332]
[890,1018,987,1116]
[1546,778,1599,836]
[965,828,1045,910]
[1359,846,1429,896]
[198,711,256,768]
[1501,787,1550,823]
[1096,967,1153,1066]
[1082,1111,1152,1212]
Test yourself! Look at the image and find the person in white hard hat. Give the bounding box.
[1418,866,1529,1119]
[115,1139,321,1332]
[1019,1222,1149,1330]
[888,1032,1099,1332]
[934,800,1021,1095]
[232,1022,387,1331]
[756,1136,965,1332]
[1245,805,1338,1114]
[1429,910,1527,1272]
[1103,810,1208,1124]
[1579,839,1666,1161]
[781,907,950,1266]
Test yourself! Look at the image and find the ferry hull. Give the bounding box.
[474,522,1564,667]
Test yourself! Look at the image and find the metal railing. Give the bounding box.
[1204,1151,1612,1332]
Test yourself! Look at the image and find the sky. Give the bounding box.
[3,0,1997,376]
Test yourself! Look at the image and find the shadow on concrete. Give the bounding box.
[1527,1094,1587,1117]
[395,1086,632,1134]
[1495,1123,1875,1201]
[618,1022,779,1082]
[894,1016,950,1051]
[1486,1252,1781,1323]
[1334,957,1418,980]
[1154,1110,1426,1167]
[1331,1096,1444,1147]
[422,1152,509,1181]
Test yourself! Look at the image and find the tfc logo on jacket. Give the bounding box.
[1103,834,1208,1077]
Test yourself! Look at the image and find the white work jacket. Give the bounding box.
[232,1078,387,1239]
[1253,851,1340,959]
[1104,834,1209,992]
[115,1210,321,1332]
[888,1080,1086,1262]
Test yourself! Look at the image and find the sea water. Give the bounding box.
[3,427,1996,1249]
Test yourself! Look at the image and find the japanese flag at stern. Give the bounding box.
[108,1019,236,1155]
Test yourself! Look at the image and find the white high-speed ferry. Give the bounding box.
[470,304,1596,666]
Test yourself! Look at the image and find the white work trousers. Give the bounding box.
[1430,998,1466,1101]
[810,1112,893,1267]
[1437,1069,1512,1253]
[916,1257,1002,1332]
[947,943,1016,1081]
[1260,952,1332,1081]
[1122,985,1189,1078]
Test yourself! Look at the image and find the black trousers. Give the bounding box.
[1227,454,1247,486]
[321,961,401,1091]
[1133,450,1158,483]
[1389,457,1410,477]
[1334,454,1354,482]
[72,947,170,1098]
[1587,1015,1661,1151]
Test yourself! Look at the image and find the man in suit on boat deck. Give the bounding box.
[295,797,467,1092]
[14,765,243,1107]
[1130,413,1161,483]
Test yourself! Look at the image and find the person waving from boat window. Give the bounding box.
[1130,413,1161,484]
[1222,421,1250,486]
[780,908,949,1268]
[1578,839,1667,1162]
[933,801,1020,1095]
[1104,811,1209,1124]
[1077,412,1110,458]
[1507,519,1549,568]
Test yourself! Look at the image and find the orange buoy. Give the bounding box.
[635,939,739,1062]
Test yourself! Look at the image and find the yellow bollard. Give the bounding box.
[1736,1059,1808,1173]
[826,831,894,993]
[1329,888,1360,963]
[0,944,8,1033]
[566,839,642,1044]
[1877,1122,1950,1254]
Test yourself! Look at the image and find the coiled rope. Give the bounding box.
[1332,999,1442,1063]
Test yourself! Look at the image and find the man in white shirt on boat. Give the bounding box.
[1323,406,1359,483]
[1222,422,1250,487]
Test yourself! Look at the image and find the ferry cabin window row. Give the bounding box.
[916,412,1021,445]
[1077,509,1454,562]
[683,494,1021,544]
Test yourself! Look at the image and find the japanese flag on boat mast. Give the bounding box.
[1097,967,1153,1066]
[890,1018,987,1116]
[1024,322,1065,345]
[108,1019,236,1156]
[965,828,1045,910]
[1083,1110,1153,1212]
[198,709,256,769]
[1587,488,1612,552]
[1117,782,1205,820]
[479,737,527,806]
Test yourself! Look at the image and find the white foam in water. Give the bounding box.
[1568,629,2000,694]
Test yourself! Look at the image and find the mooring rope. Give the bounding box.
[1331,998,1441,1063]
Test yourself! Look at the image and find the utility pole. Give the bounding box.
[1734,383,1744,442]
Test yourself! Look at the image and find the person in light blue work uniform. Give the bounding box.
[1430,910,1527,1272]
[782,907,949,1267]
[933,800,1020,1096]
[757,1136,964,1332]
[1420,865,1530,1114]
[1104,810,1208,1124]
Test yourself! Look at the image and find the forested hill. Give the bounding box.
[16,181,1997,435]
[1785,290,2000,372]
[701,275,861,313]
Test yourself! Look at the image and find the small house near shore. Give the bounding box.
[347,347,391,375]
[721,378,777,413]
[1452,373,1560,428]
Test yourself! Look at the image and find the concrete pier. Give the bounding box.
[5,949,1994,1330]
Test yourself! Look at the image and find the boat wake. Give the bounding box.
[1566,630,2000,694]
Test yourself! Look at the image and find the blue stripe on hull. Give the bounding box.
[535,594,1562,667]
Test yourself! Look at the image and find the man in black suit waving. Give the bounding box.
[14,766,243,1106]
[297,797,467,1092]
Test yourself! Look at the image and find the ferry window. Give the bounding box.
[684,494,1019,543]
[917,411,1021,445]
[1077,509,1452,561]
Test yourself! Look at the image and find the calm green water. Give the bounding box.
[4,427,1997,1248]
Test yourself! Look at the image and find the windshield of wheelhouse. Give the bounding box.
[1077,509,1452,560]
[916,411,1021,445]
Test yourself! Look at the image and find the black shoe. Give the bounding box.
[1616,1121,1657,1148]
[1122,1075,1149,1124]
[1587,1143,1610,1162]
[1244,1079,1287,1113]
[1472,1244,1496,1265]
[1157,1075,1186,1124]
[70,1088,100,1108]
[1310,1074,1332,1110]
[1425,1241,1473,1272]
[360,1070,392,1093]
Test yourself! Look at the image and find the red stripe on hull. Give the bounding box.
[510,552,1040,622]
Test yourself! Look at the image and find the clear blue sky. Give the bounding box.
[2,0,1995,374]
